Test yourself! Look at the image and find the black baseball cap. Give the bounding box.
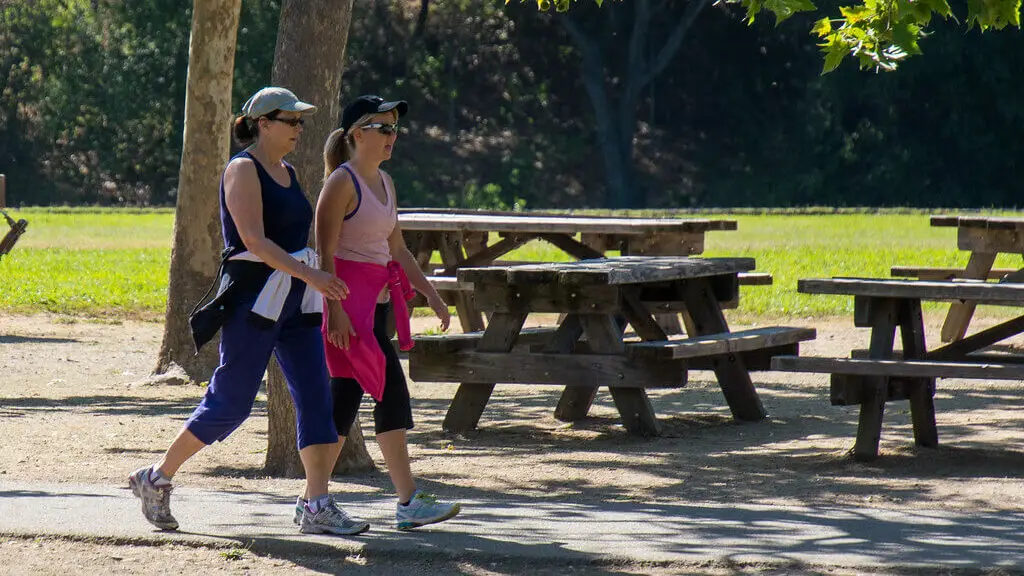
[340,95,408,133]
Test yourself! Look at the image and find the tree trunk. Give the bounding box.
[154,0,241,382]
[263,0,375,478]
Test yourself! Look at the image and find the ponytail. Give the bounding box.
[323,128,351,181]
[232,115,258,146]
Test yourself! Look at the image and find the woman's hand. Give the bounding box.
[305,267,349,301]
[427,293,451,332]
[326,303,356,349]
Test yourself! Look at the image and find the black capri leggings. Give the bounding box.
[331,303,414,436]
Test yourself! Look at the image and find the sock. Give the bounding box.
[306,494,330,514]
[149,466,172,487]
[399,490,418,507]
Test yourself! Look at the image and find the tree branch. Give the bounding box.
[640,0,709,88]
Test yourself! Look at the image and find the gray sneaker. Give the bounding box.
[299,497,370,536]
[293,496,305,525]
[128,466,178,531]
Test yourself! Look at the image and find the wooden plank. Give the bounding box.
[798,277,1024,305]
[957,228,1024,254]
[929,215,960,227]
[852,349,1024,364]
[623,231,706,257]
[681,277,766,422]
[440,312,527,433]
[770,356,1024,379]
[619,288,670,342]
[437,232,485,333]
[927,313,1024,360]
[472,283,622,315]
[890,266,1018,281]
[897,299,938,449]
[435,234,531,276]
[940,251,997,342]
[590,315,663,435]
[410,350,686,388]
[413,326,560,354]
[954,216,1024,231]
[461,257,756,287]
[828,373,927,406]
[738,272,773,286]
[627,327,816,361]
[427,276,473,293]
[398,213,737,235]
[554,315,624,423]
[558,257,755,286]
[856,297,897,461]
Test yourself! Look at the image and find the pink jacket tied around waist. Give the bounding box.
[323,258,415,401]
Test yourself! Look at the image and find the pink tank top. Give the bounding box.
[334,163,396,266]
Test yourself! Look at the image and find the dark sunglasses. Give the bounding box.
[361,122,398,136]
[267,116,304,127]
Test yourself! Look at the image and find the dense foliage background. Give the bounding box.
[1,0,1021,209]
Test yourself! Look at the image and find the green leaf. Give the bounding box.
[762,0,818,22]
[891,20,923,55]
[811,16,833,35]
[822,41,848,73]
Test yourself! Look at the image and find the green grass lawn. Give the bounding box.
[2,207,1023,321]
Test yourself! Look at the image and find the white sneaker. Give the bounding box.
[396,491,460,531]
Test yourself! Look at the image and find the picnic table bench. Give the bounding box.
[771,277,1024,461]
[409,256,814,436]
[399,210,751,333]
[896,215,1024,342]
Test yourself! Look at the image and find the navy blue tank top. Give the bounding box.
[220,150,312,254]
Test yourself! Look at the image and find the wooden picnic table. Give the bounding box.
[898,215,1024,342]
[409,256,814,436]
[399,210,740,333]
[772,276,1024,461]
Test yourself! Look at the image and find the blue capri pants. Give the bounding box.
[185,280,338,450]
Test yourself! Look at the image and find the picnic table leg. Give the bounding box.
[852,297,899,461]
[681,278,766,422]
[553,314,626,422]
[575,314,660,435]
[442,312,527,434]
[437,232,485,332]
[940,251,996,342]
[898,299,938,449]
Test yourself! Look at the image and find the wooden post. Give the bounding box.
[0,174,6,208]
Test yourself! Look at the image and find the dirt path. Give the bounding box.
[2,311,1024,573]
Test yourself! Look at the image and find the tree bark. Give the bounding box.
[263,0,375,478]
[154,0,241,382]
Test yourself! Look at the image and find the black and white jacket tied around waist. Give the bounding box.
[188,246,324,353]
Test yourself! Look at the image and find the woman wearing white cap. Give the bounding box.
[128,87,369,536]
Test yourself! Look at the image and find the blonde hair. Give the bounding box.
[322,110,400,181]
[323,112,376,181]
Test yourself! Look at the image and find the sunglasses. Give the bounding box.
[361,122,398,136]
[268,116,305,127]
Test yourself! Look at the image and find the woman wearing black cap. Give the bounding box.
[311,95,461,531]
